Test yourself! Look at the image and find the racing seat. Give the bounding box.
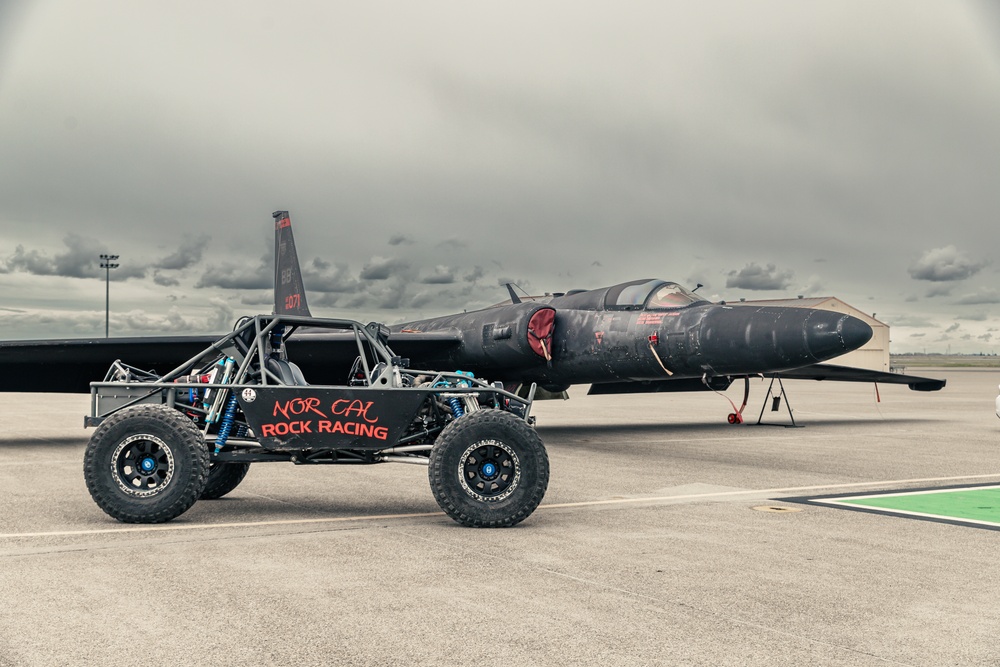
[265,357,309,386]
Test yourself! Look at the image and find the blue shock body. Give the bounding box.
[214,393,239,454]
[447,370,477,419]
[438,371,476,419]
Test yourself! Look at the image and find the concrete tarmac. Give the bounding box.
[1,368,998,666]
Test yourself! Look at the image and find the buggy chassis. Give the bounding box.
[83,314,549,527]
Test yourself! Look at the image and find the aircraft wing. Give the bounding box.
[587,363,946,396]
[770,363,946,391]
[283,330,463,383]
[384,330,464,364]
[0,336,217,393]
[0,329,467,394]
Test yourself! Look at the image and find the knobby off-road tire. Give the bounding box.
[429,409,549,528]
[200,462,251,500]
[84,405,209,523]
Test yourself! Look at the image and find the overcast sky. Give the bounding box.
[1,1,998,353]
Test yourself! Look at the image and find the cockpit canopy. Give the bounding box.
[604,279,707,311]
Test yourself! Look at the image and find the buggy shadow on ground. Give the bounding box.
[1,369,998,666]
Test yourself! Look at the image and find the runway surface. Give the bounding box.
[1,368,998,666]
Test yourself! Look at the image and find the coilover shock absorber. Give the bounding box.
[214,393,240,454]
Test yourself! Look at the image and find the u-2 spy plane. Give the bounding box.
[0,211,944,420]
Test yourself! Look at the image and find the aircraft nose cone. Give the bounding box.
[693,305,873,375]
[803,311,873,361]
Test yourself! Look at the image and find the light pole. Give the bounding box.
[99,254,119,337]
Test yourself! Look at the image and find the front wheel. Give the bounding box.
[84,405,209,523]
[429,410,549,528]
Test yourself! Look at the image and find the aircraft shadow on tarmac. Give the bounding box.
[184,494,441,522]
[0,436,86,449]
[537,417,942,440]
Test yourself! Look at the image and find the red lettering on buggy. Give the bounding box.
[273,397,327,420]
[260,421,313,437]
[330,399,379,424]
[262,401,387,441]
[328,420,388,440]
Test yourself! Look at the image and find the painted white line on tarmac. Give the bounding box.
[540,473,1000,509]
[1,472,998,539]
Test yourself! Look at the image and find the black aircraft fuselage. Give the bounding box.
[389,279,873,393]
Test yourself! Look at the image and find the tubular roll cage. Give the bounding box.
[86,314,536,446]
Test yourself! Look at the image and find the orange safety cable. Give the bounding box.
[649,342,673,376]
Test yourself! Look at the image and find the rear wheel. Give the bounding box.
[84,405,209,523]
[429,409,548,527]
[200,462,251,500]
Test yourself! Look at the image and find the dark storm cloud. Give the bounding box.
[359,257,409,281]
[388,235,415,246]
[240,292,273,307]
[195,253,272,290]
[154,236,210,270]
[153,271,180,287]
[955,287,1000,305]
[420,266,456,285]
[725,263,794,291]
[302,258,360,293]
[110,264,148,281]
[925,285,953,298]
[4,235,101,278]
[908,246,988,282]
[2,234,146,281]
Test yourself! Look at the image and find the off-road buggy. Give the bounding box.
[83,314,549,527]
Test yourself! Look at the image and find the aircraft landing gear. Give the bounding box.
[704,375,751,425]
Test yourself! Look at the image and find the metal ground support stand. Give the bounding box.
[755,375,802,428]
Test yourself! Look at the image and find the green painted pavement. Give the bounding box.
[838,486,1000,525]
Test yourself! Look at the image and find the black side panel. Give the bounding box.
[238,386,432,450]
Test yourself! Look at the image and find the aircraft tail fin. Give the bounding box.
[272,210,312,317]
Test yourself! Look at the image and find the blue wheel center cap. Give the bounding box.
[481,462,497,478]
[140,457,156,473]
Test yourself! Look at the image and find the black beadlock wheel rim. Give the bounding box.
[458,439,521,502]
[111,434,175,497]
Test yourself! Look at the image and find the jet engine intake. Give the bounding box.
[471,303,556,369]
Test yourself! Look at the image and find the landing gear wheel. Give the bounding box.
[429,409,549,528]
[200,462,251,500]
[84,405,209,523]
